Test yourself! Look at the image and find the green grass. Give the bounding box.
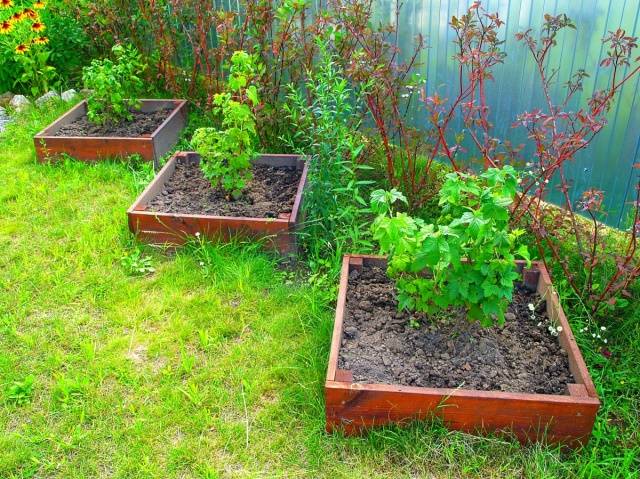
[0,102,638,478]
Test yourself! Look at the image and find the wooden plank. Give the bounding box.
[326,256,351,382]
[325,381,598,445]
[538,265,599,398]
[151,100,188,163]
[36,136,154,163]
[289,158,309,225]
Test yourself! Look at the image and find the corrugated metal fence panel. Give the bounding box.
[373,0,640,227]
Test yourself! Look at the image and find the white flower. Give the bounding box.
[592,333,597,338]
[604,339,608,343]
[199,261,205,266]
[597,334,601,339]
[195,232,201,237]
[601,326,606,331]
[556,326,563,333]
[528,303,535,312]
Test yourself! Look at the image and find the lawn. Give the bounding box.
[0,102,638,478]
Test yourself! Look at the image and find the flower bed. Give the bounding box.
[325,255,600,447]
[33,99,187,164]
[127,151,308,254]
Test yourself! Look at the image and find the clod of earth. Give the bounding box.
[338,264,573,394]
[53,108,172,137]
[146,157,302,218]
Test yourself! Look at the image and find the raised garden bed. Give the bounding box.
[128,151,308,254]
[34,99,187,164]
[325,254,600,447]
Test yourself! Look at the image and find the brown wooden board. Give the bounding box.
[127,151,308,255]
[33,99,188,164]
[325,255,600,447]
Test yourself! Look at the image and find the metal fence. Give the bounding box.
[373,0,640,227]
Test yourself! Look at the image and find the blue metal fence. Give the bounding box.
[374,0,640,227]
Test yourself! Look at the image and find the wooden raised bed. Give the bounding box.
[127,151,308,255]
[325,254,600,447]
[34,99,188,165]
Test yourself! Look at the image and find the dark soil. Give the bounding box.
[338,264,573,395]
[146,157,302,218]
[54,109,171,137]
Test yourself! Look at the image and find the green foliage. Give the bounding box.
[283,39,372,274]
[120,247,155,276]
[52,375,87,408]
[0,0,58,96]
[43,4,93,85]
[82,43,146,125]
[14,48,57,96]
[191,51,260,199]
[371,166,530,327]
[4,375,35,405]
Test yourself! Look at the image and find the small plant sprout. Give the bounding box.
[191,51,261,199]
[120,248,155,276]
[371,166,530,327]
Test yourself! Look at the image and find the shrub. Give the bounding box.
[82,43,146,125]
[371,166,529,326]
[511,16,640,316]
[330,0,435,213]
[284,38,372,273]
[191,51,260,199]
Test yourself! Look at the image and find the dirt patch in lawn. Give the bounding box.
[146,157,302,218]
[338,264,573,394]
[53,109,171,137]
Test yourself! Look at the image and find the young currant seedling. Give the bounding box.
[191,51,262,199]
[371,166,530,327]
[82,43,146,125]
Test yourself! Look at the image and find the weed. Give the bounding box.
[4,375,35,405]
[120,247,155,276]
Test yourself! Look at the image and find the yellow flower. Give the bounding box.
[1,0,14,9]
[33,1,46,9]
[0,20,12,34]
[11,12,23,22]
[31,21,45,32]
[23,8,39,19]
[15,43,29,54]
[32,35,48,44]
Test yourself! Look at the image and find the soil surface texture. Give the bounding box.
[338,264,573,395]
[54,109,171,137]
[146,157,302,218]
